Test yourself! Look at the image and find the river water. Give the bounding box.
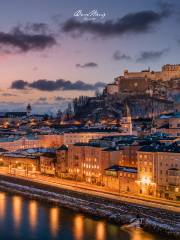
[0,191,170,240]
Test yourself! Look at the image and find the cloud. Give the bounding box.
[113,50,131,61]
[136,48,169,62]
[94,82,107,88]
[38,97,47,102]
[1,93,17,97]
[76,62,98,68]
[11,79,106,91]
[23,23,51,34]
[0,25,56,54]
[62,6,171,38]
[54,96,67,101]
[11,80,28,89]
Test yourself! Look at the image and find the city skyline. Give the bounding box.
[0,0,180,113]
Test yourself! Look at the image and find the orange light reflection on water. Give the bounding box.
[0,192,6,220]
[29,200,38,231]
[12,196,22,229]
[96,221,106,240]
[50,207,60,238]
[74,215,84,240]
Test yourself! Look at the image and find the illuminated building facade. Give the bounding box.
[67,143,120,183]
[137,145,180,200]
[40,152,56,176]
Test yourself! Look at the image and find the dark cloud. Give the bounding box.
[54,96,66,101]
[11,79,106,91]
[54,96,72,101]
[0,25,56,53]
[76,62,98,68]
[23,23,50,34]
[62,5,171,38]
[136,48,169,62]
[1,93,17,97]
[113,50,131,61]
[11,80,28,89]
[38,97,47,101]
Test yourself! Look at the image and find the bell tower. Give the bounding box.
[121,102,132,135]
[26,103,32,116]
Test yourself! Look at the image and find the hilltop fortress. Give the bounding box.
[71,64,180,122]
[105,64,180,96]
[123,64,180,81]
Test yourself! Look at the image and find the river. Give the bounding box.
[0,191,170,240]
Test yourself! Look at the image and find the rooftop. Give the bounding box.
[105,165,138,173]
[158,112,180,119]
[57,144,68,151]
[41,152,56,158]
[139,143,180,153]
[3,153,38,159]
[65,128,120,134]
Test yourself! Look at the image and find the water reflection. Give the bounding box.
[0,191,170,240]
[96,221,106,240]
[29,200,38,231]
[128,228,154,240]
[74,215,84,240]
[0,192,6,220]
[12,195,22,229]
[49,207,60,238]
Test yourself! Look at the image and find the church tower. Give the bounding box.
[121,102,132,135]
[26,103,32,116]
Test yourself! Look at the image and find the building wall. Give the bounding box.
[63,132,122,145]
[56,149,68,175]
[137,151,180,200]
[137,151,156,196]
[40,155,56,175]
[158,128,180,137]
[0,137,41,151]
[40,134,64,148]
[67,145,120,183]
[1,154,39,174]
[106,84,119,95]
[169,117,180,129]
[123,64,180,81]
[103,171,138,193]
[156,152,180,200]
[119,145,140,167]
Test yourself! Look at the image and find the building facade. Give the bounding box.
[67,143,120,183]
[137,145,180,200]
[40,152,56,176]
[63,130,122,145]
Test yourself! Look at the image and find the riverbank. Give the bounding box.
[0,174,179,239]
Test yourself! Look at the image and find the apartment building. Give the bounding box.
[40,152,56,175]
[63,129,122,145]
[103,165,138,193]
[0,136,41,151]
[137,144,180,200]
[67,143,120,183]
[56,144,68,177]
[1,153,39,175]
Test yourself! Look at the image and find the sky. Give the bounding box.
[0,0,179,114]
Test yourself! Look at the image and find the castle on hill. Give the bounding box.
[105,64,180,95]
